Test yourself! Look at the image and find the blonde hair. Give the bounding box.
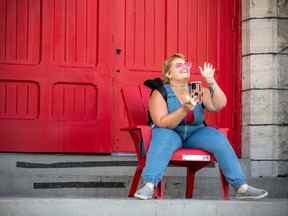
[162,53,186,83]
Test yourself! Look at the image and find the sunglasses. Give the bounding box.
[175,62,192,70]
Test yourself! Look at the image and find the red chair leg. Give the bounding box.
[155,180,165,199]
[128,166,143,197]
[220,169,229,200]
[186,167,195,198]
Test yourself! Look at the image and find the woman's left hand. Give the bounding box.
[199,62,215,82]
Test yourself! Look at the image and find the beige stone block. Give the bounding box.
[242,56,251,91]
[248,19,278,54]
[241,126,251,158]
[242,0,277,20]
[242,55,288,90]
[242,21,250,56]
[278,19,288,54]
[242,92,252,126]
[249,126,279,159]
[242,55,278,90]
[278,0,288,17]
[250,55,278,88]
[277,56,288,89]
[242,0,249,20]
[242,1,288,54]
[243,90,276,124]
[277,91,288,123]
[242,125,288,160]
[278,126,288,159]
[243,90,288,125]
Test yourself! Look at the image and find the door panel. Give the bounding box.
[0,0,241,155]
[0,0,41,64]
[112,0,166,152]
[112,0,241,156]
[0,0,112,153]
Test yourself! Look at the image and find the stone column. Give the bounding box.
[242,0,288,177]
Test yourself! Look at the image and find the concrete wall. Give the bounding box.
[242,0,288,177]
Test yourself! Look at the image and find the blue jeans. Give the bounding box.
[142,126,246,190]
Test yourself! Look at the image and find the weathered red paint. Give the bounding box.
[112,0,242,156]
[0,0,241,156]
[0,0,113,153]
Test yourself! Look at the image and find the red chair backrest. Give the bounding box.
[139,85,151,114]
[121,85,151,127]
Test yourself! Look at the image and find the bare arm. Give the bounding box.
[199,62,227,111]
[202,78,227,111]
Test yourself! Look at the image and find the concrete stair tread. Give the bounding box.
[0,197,287,216]
[0,196,287,201]
[1,154,287,199]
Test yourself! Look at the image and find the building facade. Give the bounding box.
[0,0,287,180]
[242,0,288,177]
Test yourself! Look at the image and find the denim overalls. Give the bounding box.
[142,84,246,190]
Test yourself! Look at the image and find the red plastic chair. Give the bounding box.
[121,85,229,199]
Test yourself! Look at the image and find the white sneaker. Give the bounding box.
[235,185,268,200]
[134,184,154,200]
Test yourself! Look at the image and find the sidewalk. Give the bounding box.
[0,197,287,216]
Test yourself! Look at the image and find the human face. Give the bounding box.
[167,58,191,81]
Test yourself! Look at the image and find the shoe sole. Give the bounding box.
[235,191,268,200]
[134,193,153,200]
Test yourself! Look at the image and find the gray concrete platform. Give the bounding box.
[0,153,287,199]
[0,197,287,216]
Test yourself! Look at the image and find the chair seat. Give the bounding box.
[171,148,214,162]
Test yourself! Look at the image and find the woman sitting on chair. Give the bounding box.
[134,53,268,200]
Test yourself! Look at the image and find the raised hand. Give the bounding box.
[199,62,215,82]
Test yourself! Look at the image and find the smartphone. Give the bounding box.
[190,81,202,103]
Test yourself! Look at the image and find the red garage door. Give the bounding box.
[112,0,242,156]
[0,0,241,156]
[0,0,113,153]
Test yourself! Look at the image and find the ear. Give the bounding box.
[166,71,172,79]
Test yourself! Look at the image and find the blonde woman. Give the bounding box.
[134,53,268,200]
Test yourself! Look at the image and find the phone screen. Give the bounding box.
[190,81,202,103]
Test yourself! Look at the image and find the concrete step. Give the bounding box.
[0,153,249,177]
[0,197,287,216]
[0,153,287,199]
[1,175,287,199]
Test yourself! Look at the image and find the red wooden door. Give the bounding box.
[112,0,241,156]
[0,0,113,153]
[0,0,241,155]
